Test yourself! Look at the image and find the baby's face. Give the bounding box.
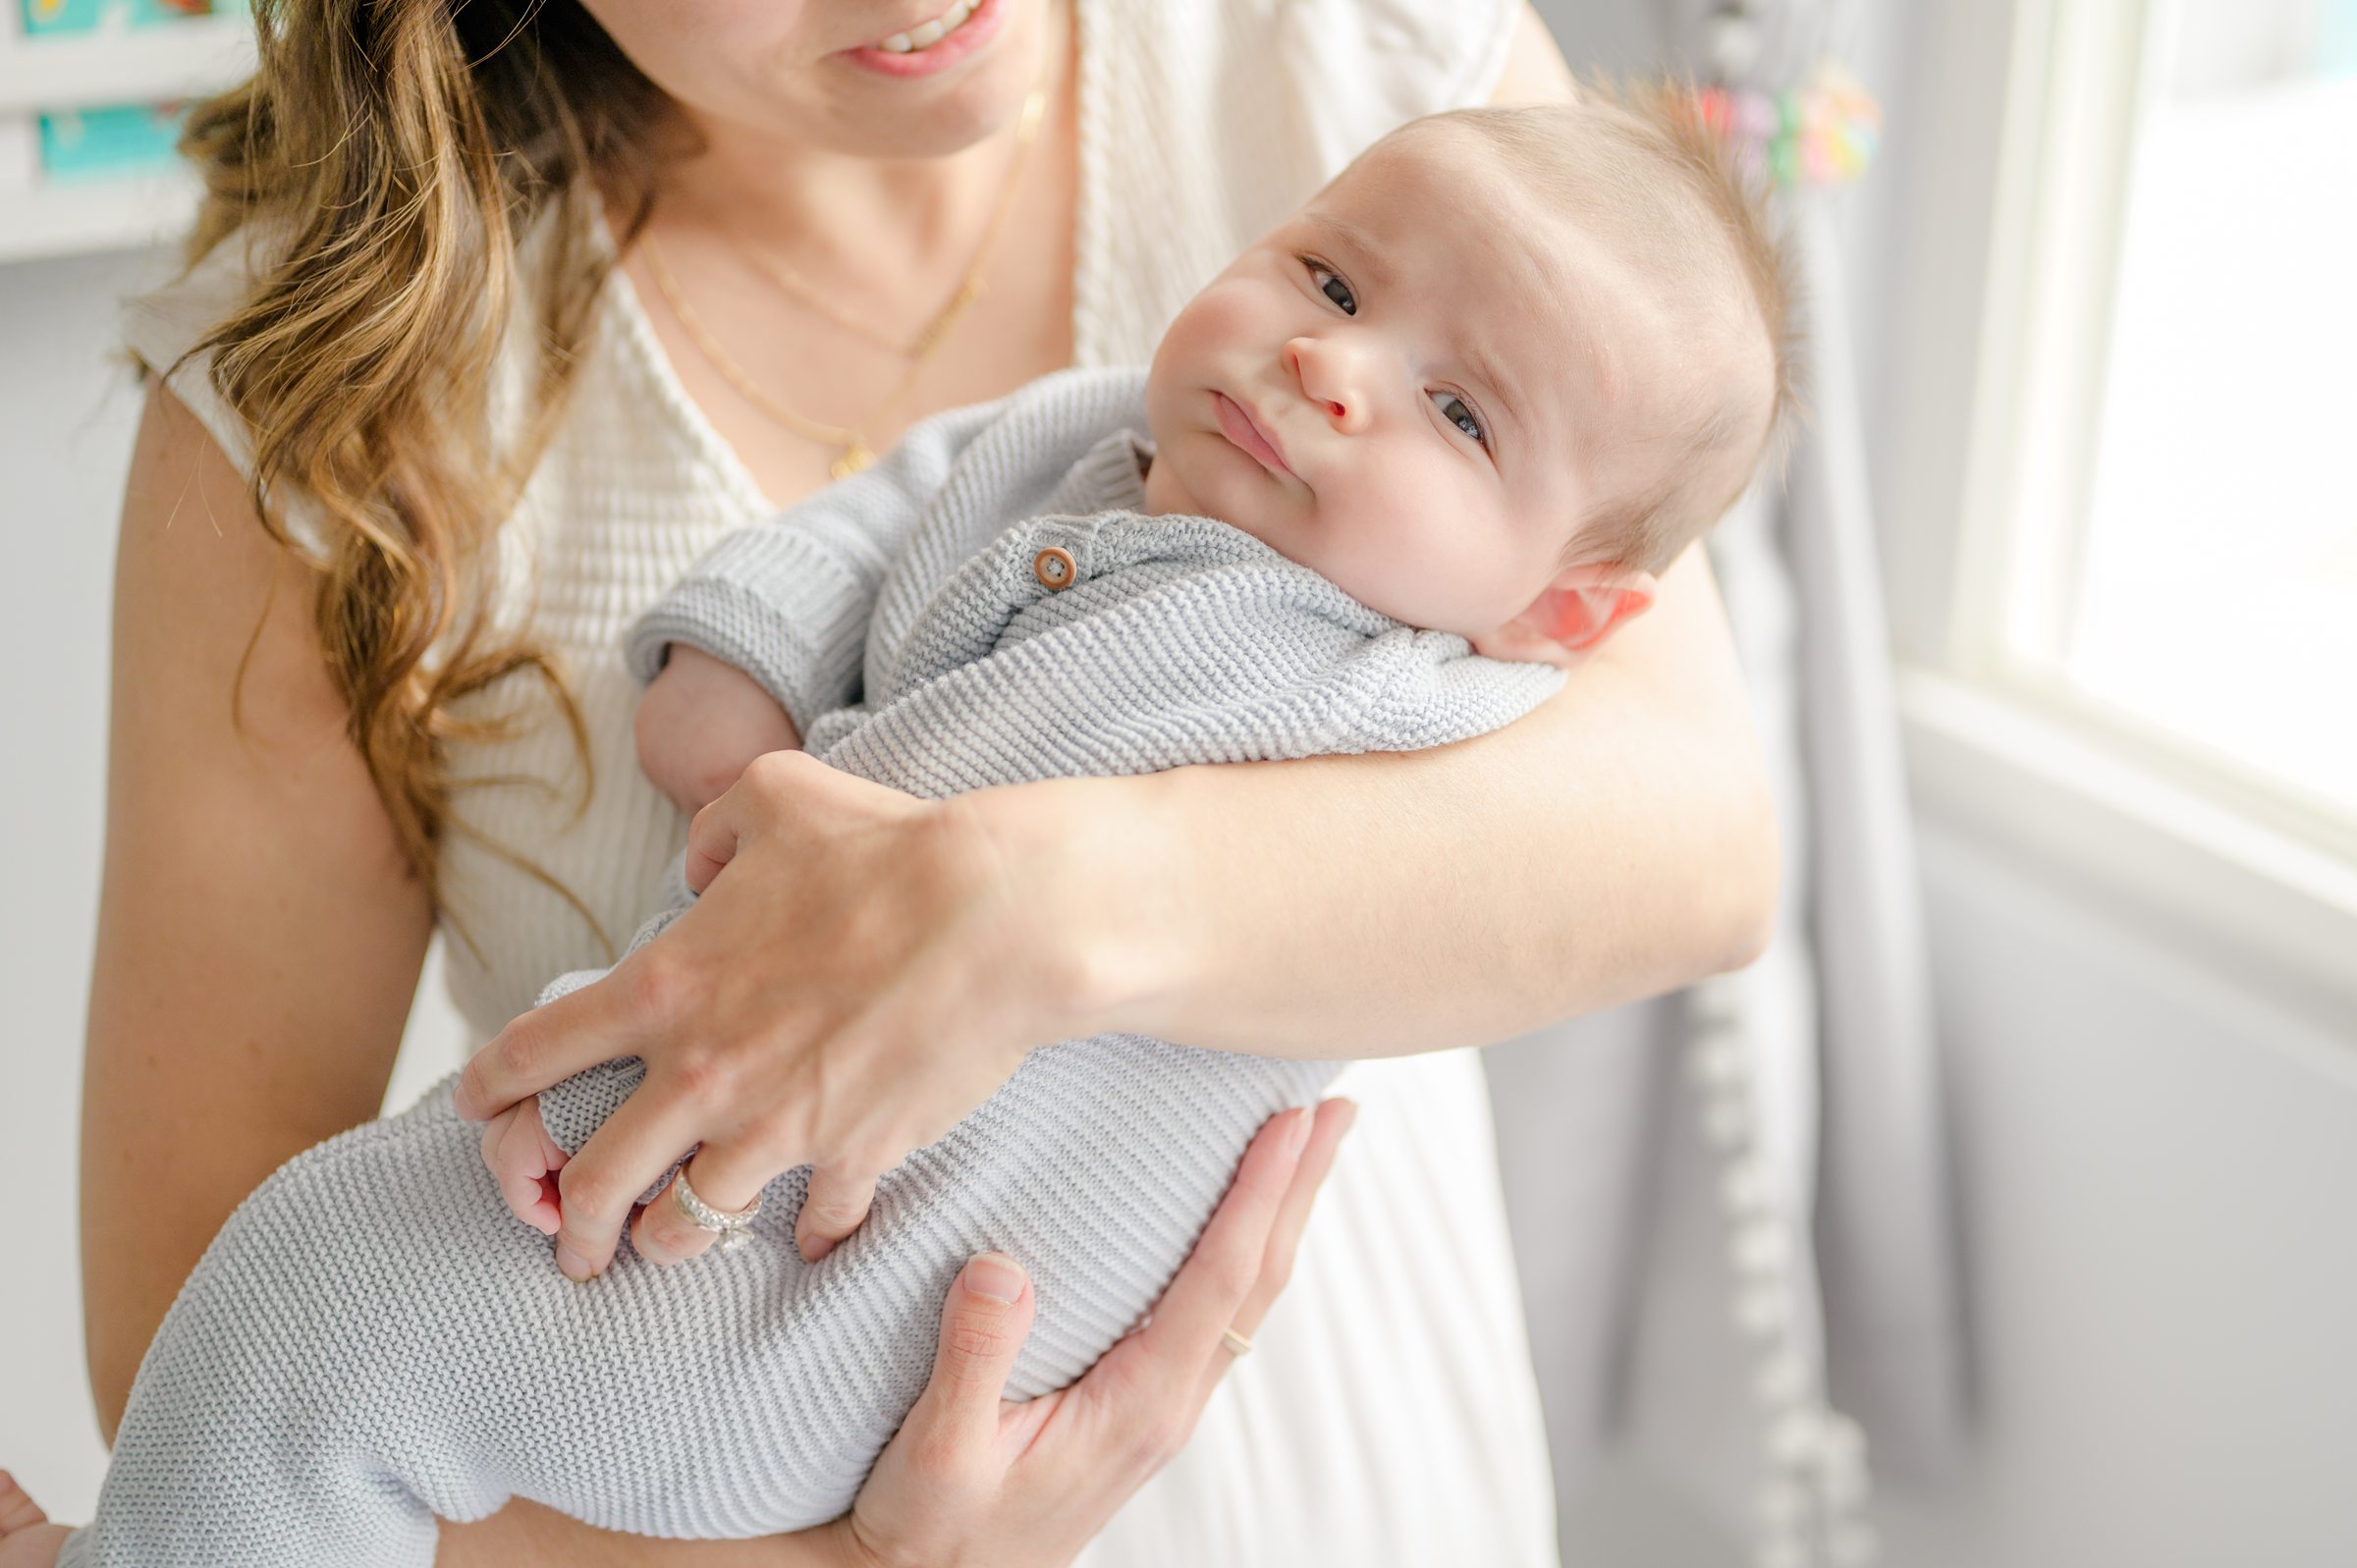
[1141,128,1620,645]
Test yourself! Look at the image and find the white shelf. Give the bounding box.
[0,166,195,263]
[0,15,255,114]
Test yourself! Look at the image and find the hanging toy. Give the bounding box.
[1691,3,1883,193]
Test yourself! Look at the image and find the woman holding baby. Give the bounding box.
[39,2,1776,1564]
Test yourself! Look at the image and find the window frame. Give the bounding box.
[1877,0,2357,1024]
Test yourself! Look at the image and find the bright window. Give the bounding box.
[2069,0,2357,821]
[1959,0,2357,842]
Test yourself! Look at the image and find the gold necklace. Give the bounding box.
[722,227,985,361]
[641,66,1052,480]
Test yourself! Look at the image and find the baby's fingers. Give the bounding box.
[487,1101,568,1235]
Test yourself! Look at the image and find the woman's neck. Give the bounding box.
[653,123,1003,275]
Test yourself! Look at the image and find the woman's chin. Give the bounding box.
[814,0,1049,158]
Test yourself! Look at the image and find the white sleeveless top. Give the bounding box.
[121,4,1561,1562]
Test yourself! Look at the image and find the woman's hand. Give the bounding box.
[829,1098,1356,1568]
[451,750,1095,1280]
[427,1099,1353,1566]
[452,547,1773,1287]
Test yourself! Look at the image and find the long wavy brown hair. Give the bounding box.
[169,0,677,959]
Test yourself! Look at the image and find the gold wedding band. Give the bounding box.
[1221,1326,1254,1358]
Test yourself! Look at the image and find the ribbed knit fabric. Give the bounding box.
[114,8,1569,1567]
[59,369,1559,1567]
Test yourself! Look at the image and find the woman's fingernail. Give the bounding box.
[799,1232,836,1265]
[557,1244,594,1282]
[1337,1098,1360,1135]
[1286,1108,1312,1156]
[963,1252,1024,1303]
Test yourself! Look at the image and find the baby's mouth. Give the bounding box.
[1214,392,1293,477]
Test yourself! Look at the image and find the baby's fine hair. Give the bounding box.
[1396,85,1803,577]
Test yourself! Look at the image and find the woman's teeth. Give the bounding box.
[878,0,976,52]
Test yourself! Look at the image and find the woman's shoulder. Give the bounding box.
[118,226,266,378]
[115,206,599,565]
[116,219,333,557]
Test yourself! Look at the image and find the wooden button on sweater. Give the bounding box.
[1034,546,1077,590]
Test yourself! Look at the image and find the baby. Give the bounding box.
[482,83,1795,1249]
[17,87,1791,1568]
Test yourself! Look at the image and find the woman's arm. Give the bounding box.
[1039,5,1781,1054]
[82,384,435,1439]
[1017,540,1778,1060]
[449,543,1772,1275]
[444,2,1771,1270]
[86,387,764,1566]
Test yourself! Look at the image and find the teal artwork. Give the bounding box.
[37,101,186,181]
[19,0,247,35]
[2324,0,2357,81]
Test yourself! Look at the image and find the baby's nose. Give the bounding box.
[1286,340,1368,431]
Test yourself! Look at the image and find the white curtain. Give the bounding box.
[1487,1,1964,1558]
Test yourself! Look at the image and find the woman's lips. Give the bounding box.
[1213,392,1292,477]
[838,0,1007,79]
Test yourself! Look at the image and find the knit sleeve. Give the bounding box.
[619,394,1010,737]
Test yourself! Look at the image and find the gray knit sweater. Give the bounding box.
[60,367,1562,1567]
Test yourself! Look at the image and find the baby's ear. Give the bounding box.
[1469,563,1658,667]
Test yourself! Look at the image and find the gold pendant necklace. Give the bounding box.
[640,55,1053,481]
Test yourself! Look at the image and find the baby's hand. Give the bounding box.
[480,1096,569,1236]
[634,644,804,817]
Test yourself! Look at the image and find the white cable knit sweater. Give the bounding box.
[116,6,1566,1565]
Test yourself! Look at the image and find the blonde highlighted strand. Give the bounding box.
[159,0,685,964]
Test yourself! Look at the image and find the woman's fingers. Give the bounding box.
[682,789,748,897]
[836,1104,1357,1568]
[549,1083,713,1280]
[628,1137,795,1269]
[629,1169,714,1269]
[795,1162,880,1263]
[833,1253,1041,1568]
[451,972,648,1123]
[912,1254,1036,1450]
[637,1155,880,1268]
[1189,1096,1356,1410]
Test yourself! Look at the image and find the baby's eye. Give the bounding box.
[1307,262,1357,316]
[1431,389,1487,447]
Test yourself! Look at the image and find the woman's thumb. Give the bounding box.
[913,1253,1035,1442]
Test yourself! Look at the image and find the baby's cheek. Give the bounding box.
[1325,485,1506,636]
[1308,494,1438,623]
[1168,281,1268,358]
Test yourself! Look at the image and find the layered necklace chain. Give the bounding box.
[642,54,1053,481]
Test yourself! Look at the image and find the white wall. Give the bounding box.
[3,246,178,1520]
[1874,825,2357,1568]
[0,245,467,1519]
